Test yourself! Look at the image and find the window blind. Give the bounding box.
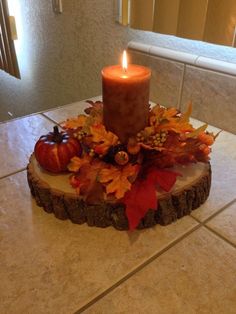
[120,0,236,47]
[0,0,20,78]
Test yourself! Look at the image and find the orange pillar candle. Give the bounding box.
[102,51,151,143]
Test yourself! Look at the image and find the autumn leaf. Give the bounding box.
[179,102,192,123]
[99,164,139,199]
[163,107,179,120]
[124,179,157,230]
[123,167,181,230]
[83,101,103,127]
[85,100,103,117]
[158,122,194,133]
[150,105,178,125]
[69,159,107,203]
[151,104,165,119]
[149,103,193,134]
[61,115,87,130]
[197,131,216,146]
[143,126,155,137]
[186,124,208,138]
[62,101,103,133]
[147,168,181,192]
[77,160,105,201]
[67,155,91,172]
[69,175,81,194]
[90,124,118,155]
[90,124,117,143]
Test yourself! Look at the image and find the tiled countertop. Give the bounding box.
[1,98,236,314]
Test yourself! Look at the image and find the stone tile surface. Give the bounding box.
[0,115,54,178]
[83,227,236,314]
[129,51,184,108]
[44,96,102,124]
[0,171,198,314]
[206,201,236,246]
[181,66,236,134]
[189,120,236,221]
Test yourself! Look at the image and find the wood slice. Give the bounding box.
[27,154,211,230]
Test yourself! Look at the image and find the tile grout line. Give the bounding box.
[0,108,59,126]
[190,198,236,225]
[204,224,236,249]
[203,198,236,224]
[177,63,186,110]
[40,113,61,125]
[0,114,58,180]
[77,199,236,313]
[0,96,100,126]
[128,44,236,77]
[0,168,26,180]
[75,223,202,314]
[190,198,236,249]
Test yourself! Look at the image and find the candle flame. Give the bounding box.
[122,50,128,72]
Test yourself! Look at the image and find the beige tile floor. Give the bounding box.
[0,115,55,178]
[0,99,236,314]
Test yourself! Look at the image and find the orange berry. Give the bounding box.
[198,133,214,146]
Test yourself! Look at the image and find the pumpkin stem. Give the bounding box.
[53,126,63,143]
[53,126,60,134]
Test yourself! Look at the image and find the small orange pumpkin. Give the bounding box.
[34,126,82,173]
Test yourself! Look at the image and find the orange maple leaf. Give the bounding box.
[150,103,194,134]
[179,102,192,123]
[69,159,106,203]
[186,124,208,138]
[90,124,118,155]
[151,104,165,118]
[163,107,179,119]
[84,101,103,118]
[67,155,91,172]
[99,164,139,199]
[61,115,87,130]
[76,159,106,201]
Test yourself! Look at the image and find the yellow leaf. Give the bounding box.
[179,102,192,123]
[186,124,208,138]
[163,107,178,120]
[90,124,118,155]
[143,126,155,137]
[99,164,139,199]
[152,104,165,118]
[214,130,222,140]
[67,155,91,172]
[85,101,103,118]
[156,120,194,133]
[61,115,87,129]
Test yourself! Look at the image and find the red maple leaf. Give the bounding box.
[123,168,181,230]
[147,168,181,192]
[124,178,157,231]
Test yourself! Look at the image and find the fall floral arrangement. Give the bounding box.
[34,100,217,229]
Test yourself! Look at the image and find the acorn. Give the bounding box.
[103,144,127,164]
[114,151,129,166]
